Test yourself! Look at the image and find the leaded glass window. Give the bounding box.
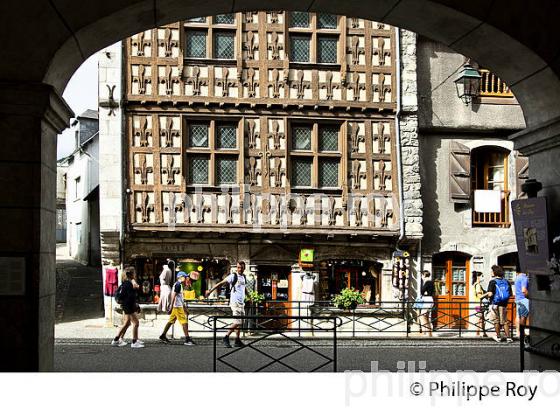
[189,156,209,184]
[189,124,209,147]
[215,14,234,24]
[186,31,206,58]
[215,32,235,59]
[317,13,337,29]
[217,125,237,149]
[290,12,309,28]
[319,127,338,151]
[290,36,310,62]
[319,159,339,187]
[216,157,237,185]
[292,127,312,150]
[292,158,312,187]
[317,36,338,63]
[187,16,206,23]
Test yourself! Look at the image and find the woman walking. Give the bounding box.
[112,268,144,348]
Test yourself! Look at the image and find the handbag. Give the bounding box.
[183,289,197,300]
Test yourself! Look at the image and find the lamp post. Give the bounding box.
[454,63,482,105]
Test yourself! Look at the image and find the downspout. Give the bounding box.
[119,40,127,268]
[395,29,405,246]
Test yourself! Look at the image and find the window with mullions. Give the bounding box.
[319,159,339,187]
[317,13,337,29]
[215,14,234,24]
[214,32,235,59]
[188,156,209,184]
[216,157,237,185]
[189,124,209,147]
[292,126,312,150]
[292,158,312,187]
[186,31,207,58]
[317,36,338,64]
[290,12,310,28]
[291,36,310,62]
[217,125,237,149]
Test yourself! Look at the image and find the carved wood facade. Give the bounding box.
[125,12,399,234]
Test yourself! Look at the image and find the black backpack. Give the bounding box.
[115,283,129,305]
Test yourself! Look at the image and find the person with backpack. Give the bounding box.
[205,261,247,348]
[159,271,196,345]
[112,268,144,348]
[482,265,513,343]
[471,271,488,337]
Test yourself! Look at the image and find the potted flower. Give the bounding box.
[332,288,364,310]
[245,290,265,334]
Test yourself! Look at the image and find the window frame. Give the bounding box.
[213,30,236,60]
[185,29,208,59]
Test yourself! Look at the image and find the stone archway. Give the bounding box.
[2,0,560,370]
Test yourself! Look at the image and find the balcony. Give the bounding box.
[478,69,514,98]
[472,190,511,228]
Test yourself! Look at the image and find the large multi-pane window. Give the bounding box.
[290,122,341,189]
[214,32,235,59]
[186,30,207,58]
[288,12,340,64]
[186,120,240,186]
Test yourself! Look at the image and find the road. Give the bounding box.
[55,339,520,372]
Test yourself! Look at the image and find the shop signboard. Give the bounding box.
[512,197,550,275]
[299,248,314,269]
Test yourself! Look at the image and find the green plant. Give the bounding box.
[332,288,364,310]
[246,290,265,304]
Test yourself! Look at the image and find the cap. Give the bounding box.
[176,271,188,279]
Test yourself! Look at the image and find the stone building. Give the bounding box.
[417,37,526,324]
[98,12,422,317]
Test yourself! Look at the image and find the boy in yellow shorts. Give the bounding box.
[159,271,195,345]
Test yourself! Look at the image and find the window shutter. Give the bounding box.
[449,141,471,203]
[515,153,529,199]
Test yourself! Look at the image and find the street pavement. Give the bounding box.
[54,339,520,372]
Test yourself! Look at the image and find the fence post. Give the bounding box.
[459,302,462,338]
[213,317,217,373]
[406,301,410,337]
[333,318,338,372]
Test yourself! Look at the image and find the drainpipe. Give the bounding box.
[395,29,405,246]
[119,40,127,268]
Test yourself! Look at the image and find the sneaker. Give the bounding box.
[184,337,195,346]
[234,339,245,348]
[505,338,514,343]
[131,341,145,348]
[111,338,127,347]
[492,335,502,343]
[222,336,232,348]
[159,335,171,344]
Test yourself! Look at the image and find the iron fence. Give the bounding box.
[520,325,560,371]
[212,315,339,372]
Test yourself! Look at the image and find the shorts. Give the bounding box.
[230,303,245,325]
[167,307,188,325]
[489,305,508,325]
[417,296,434,315]
[122,304,138,315]
[516,299,530,318]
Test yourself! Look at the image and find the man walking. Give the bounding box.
[482,265,513,343]
[159,271,195,345]
[205,261,247,348]
[514,271,529,339]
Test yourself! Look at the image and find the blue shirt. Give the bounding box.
[514,274,528,301]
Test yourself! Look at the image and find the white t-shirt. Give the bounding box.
[227,273,246,305]
[301,274,315,294]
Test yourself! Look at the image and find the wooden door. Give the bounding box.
[432,254,470,329]
[258,266,292,329]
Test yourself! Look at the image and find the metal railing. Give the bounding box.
[479,69,514,98]
[472,190,511,228]
[519,325,560,371]
[212,315,339,372]
[185,299,518,337]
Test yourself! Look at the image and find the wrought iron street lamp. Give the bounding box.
[454,63,482,105]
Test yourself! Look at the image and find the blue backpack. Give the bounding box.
[493,278,511,304]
